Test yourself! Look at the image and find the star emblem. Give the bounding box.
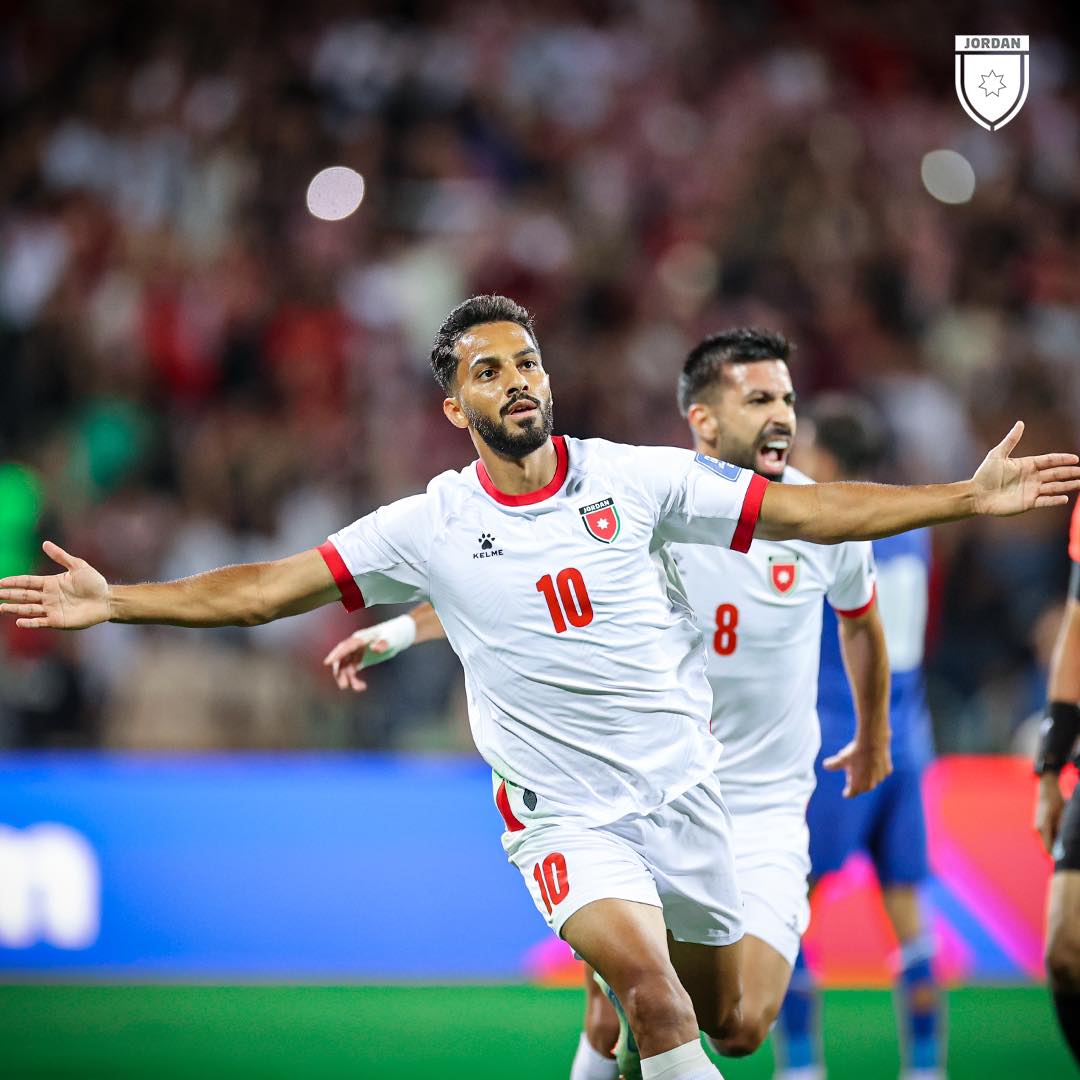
[777,570,791,583]
[979,70,1006,97]
[596,516,609,530]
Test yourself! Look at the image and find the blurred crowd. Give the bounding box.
[1,0,1077,753]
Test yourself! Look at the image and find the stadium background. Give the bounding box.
[0,1,1076,1076]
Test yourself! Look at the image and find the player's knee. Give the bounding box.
[623,973,697,1044]
[708,1002,770,1058]
[1046,932,1080,991]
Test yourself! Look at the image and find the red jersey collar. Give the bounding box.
[475,435,569,506]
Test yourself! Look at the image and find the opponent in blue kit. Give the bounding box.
[778,396,944,1080]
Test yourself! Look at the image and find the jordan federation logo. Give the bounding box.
[579,498,621,544]
[954,35,1029,131]
[768,555,800,595]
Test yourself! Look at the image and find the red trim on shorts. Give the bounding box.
[317,541,366,613]
[1070,501,1080,564]
[835,584,877,620]
[475,435,569,506]
[731,473,769,554]
[495,780,525,832]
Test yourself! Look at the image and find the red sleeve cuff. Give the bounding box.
[318,541,366,613]
[835,584,877,620]
[730,474,769,554]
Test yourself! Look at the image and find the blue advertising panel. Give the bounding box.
[0,754,545,978]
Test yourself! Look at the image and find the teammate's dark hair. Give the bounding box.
[808,393,889,479]
[430,295,537,394]
[677,328,793,415]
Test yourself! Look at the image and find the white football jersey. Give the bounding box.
[670,466,876,815]
[323,436,768,827]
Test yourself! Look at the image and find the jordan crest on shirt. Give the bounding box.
[579,498,621,544]
[769,555,800,595]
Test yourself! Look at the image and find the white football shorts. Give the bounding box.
[498,772,744,947]
[730,803,811,966]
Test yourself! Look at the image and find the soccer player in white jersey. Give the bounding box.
[326,328,892,1077]
[4,296,1079,1080]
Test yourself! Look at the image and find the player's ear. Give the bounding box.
[443,396,469,429]
[686,402,717,445]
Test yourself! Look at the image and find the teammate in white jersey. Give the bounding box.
[4,296,1079,1080]
[326,328,891,1076]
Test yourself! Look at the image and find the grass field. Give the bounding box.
[1,984,1075,1078]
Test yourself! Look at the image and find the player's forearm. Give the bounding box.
[108,551,338,628]
[758,481,977,545]
[1048,599,1080,704]
[409,602,447,644]
[838,611,892,746]
[108,565,278,627]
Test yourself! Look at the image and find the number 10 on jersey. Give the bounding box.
[536,568,594,633]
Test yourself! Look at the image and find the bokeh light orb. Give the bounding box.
[920,149,976,205]
[306,166,365,221]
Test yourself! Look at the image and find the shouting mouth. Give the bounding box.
[756,435,791,473]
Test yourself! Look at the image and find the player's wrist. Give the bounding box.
[358,613,417,669]
[1035,701,1080,776]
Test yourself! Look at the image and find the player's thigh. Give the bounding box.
[503,817,662,941]
[733,805,811,969]
[871,767,929,888]
[738,933,796,1026]
[636,774,743,950]
[666,934,743,1038]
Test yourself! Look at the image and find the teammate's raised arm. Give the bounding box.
[0,540,340,630]
[756,422,1080,544]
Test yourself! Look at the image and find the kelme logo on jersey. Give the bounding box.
[579,498,621,544]
[769,555,800,595]
[473,533,503,559]
[694,453,742,482]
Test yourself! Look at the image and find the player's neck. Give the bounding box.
[475,437,560,496]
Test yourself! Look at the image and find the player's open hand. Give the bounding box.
[972,422,1080,516]
[322,627,392,692]
[823,739,893,798]
[0,541,110,630]
[1035,773,1066,855]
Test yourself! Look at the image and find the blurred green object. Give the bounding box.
[0,985,1073,1078]
[0,461,42,577]
[75,398,154,496]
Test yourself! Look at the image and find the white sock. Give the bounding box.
[570,1032,620,1080]
[640,1039,723,1079]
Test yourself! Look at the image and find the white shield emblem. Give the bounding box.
[955,35,1029,131]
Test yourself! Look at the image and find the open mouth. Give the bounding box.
[756,437,791,471]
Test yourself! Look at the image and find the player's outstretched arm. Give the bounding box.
[1035,595,1080,853]
[0,540,340,630]
[756,422,1080,544]
[824,601,892,798]
[323,603,445,692]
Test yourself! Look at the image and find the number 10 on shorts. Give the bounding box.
[532,852,570,914]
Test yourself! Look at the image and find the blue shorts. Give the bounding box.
[807,755,929,886]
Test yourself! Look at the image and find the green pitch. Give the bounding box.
[0,984,1075,1078]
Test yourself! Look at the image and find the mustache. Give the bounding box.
[501,393,543,417]
[757,425,793,442]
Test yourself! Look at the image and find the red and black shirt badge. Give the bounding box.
[579,498,621,544]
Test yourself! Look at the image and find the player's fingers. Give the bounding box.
[1034,495,1070,508]
[370,638,390,654]
[992,421,1024,457]
[0,604,47,618]
[15,617,50,629]
[347,670,367,692]
[323,639,364,666]
[822,753,844,771]
[0,588,44,603]
[42,540,81,571]
[0,575,48,590]
[1031,454,1080,470]
[1038,480,1080,495]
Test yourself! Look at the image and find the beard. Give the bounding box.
[462,394,555,460]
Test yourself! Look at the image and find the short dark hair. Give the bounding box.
[430,295,537,393]
[677,328,793,415]
[808,393,888,478]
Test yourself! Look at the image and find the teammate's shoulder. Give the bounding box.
[564,436,692,473]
